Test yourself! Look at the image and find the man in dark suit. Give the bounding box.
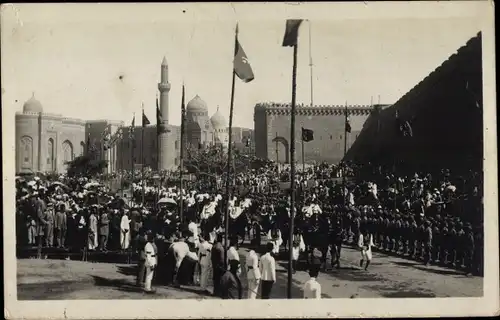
[211,233,225,297]
[220,259,242,299]
[54,203,67,248]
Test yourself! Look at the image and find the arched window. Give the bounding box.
[62,140,74,163]
[20,136,33,169]
[80,141,85,156]
[47,138,55,171]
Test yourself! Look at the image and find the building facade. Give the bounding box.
[345,32,483,172]
[254,103,380,164]
[15,58,254,174]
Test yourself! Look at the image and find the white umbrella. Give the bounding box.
[84,182,101,189]
[157,197,177,205]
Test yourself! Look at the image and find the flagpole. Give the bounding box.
[224,23,239,271]
[308,20,313,107]
[343,101,348,205]
[179,84,185,226]
[131,114,135,206]
[301,127,305,173]
[287,43,298,300]
[141,103,145,206]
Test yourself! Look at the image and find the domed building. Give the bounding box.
[15,59,253,174]
[211,107,229,146]
[15,93,123,174]
[185,95,228,149]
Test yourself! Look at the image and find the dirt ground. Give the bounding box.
[17,246,482,300]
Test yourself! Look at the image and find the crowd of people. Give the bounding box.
[15,159,483,298]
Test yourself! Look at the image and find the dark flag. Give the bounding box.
[301,128,314,142]
[156,96,168,135]
[345,114,352,133]
[86,133,92,154]
[395,110,413,138]
[181,84,186,134]
[142,111,150,127]
[282,19,304,47]
[234,26,255,83]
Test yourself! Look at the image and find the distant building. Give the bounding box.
[15,58,253,174]
[253,103,384,164]
[345,32,483,171]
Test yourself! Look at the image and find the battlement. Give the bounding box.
[394,32,481,108]
[254,102,381,116]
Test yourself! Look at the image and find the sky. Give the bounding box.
[1,2,485,129]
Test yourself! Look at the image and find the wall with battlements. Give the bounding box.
[254,103,380,164]
[345,32,483,172]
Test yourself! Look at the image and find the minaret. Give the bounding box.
[158,56,171,170]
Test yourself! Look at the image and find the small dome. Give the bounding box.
[23,93,43,113]
[210,108,227,129]
[186,95,208,113]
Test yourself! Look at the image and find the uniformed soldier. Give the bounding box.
[456,221,466,269]
[440,222,449,265]
[432,218,441,263]
[448,221,458,267]
[423,220,433,266]
[463,223,475,275]
[383,214,391,252]
[394,214,402,254]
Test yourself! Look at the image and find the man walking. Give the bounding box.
[198,234,213,294]
[144,232,158,293]
[220,260,242,299]
[211,233,225,297]
[259,243,276,299]
[246,249,261,299]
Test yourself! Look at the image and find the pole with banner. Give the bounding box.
[282,19,303,299]
[141,104,150,205]
[179,84,186,225]
[223,23,255,270]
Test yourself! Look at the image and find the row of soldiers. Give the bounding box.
[340,208,483,275]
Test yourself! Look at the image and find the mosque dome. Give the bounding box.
[210,108,227,129]
[23,94,43,113]
[186,95,208,113]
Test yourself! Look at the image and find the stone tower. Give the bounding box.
[157,56,171,170]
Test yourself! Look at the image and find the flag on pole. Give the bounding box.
[345,114,352,133]
[282,19,304,47]
[301,128,314,142]
[142,111,150,127]
[156,96,168,135]
[395,110,413,138]
[234,26,254,83]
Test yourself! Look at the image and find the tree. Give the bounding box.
[65,155,108,177]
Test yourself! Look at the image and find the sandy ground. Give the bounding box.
[17,245,482,300]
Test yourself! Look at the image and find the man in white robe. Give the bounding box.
[144,233,157,293]
[120,211,131,250]
[267,226,282,255]
[358,231,374,271]
[246,250,261,299]
[291,230,306,273]
[198,235,213,294]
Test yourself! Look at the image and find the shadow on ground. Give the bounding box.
[18,280,91,300]
[91,275,143,293]
[364,283,436,298]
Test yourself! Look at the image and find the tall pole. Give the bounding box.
[130,115,135,206]
[179,84,186,225]
[224,23,239,271]
[141,104,145,206]
[301,127,305,173]
[275,132,279,172]
[287,43,298,299]
[343,101,348,205]
[308,20,313,107]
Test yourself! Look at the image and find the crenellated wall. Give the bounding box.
[254,103,376,164]
[345,32,483,172]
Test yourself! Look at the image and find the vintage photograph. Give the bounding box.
[2,2,498,319]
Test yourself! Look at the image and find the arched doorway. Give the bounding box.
[271,136,290,163]
[62,140,74,163]
[20,136,34,171]
[47,138,55,172]
[80,141,85,156]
